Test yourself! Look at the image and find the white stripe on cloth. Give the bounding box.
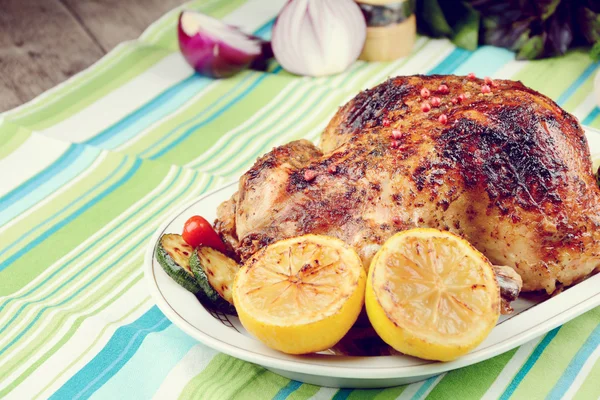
[561,344,600,400]
[189,82,311,170]
[492,61,527,80]
[0,151,108,236]
[0,166,182,324]
[0,169,196,359]
[572,93,598,121]
[0,172,224,395]
[0,132,70,197]
[38,54,195,143]
[152,344,219,400]
[0,269,146,394]
[7,290,153,399]
[2,174,230,397]
[481,336,544,400]
[214,89,341,178]
[397,374,446,400]
[308,387,338,400]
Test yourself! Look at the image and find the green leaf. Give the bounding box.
[591,41,600,61]
[578,6,600,45]
[516,34,545,60]
[451,3,480,50]
[420,0,454,37]
[539,0,561,20]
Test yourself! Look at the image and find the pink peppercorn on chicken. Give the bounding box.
[215,74,600,295]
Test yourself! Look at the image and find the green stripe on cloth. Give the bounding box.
[31,296,151,399]
[286,383,321,400]
[0,151,126,265]
[7,46,170,131]
[0,272,144,397]
[562,67,599,112]
[511,308,600,399]
[346,385,407,399]
[3,44,131,120]
[0,153,152,293]
[233,370,291,399]
[513,51,593,100]
[574,356,600,400]
[426,348,517,399]
[0,120,31,160]
[123,71,278,158]
[0,169,221,396]
[178,354,287,399]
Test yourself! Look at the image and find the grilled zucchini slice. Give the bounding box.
[156,234,200,293]
[190,246,239,314]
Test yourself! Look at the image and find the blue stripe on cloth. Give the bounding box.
[84,75,204,149]
[428,48,473,75]
[0,144,84,210]
[332,389,353,400]
[135,71,256,159]
[583,107,600,126]
[0,157,142,274]
[88,324,199,400]
[499,327,561,400]
[0,171,202,349]
[546,323,600,400]
[273,380,303,400]
[49,307,171,400]
[205,85,319,173]
[411,375,439,400]
[0,165,183,315]
[0,145,101,227]
[148,73,270,160]
[556,62,599,106]
[83,19,275,151]
[453,46,515,77]
[254,19,274,40]
[0,157,142,275]
[0,227,154,357]
[0,154,126,259]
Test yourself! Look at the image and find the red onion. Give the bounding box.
[178,10,266,78]
[272,0,367,77]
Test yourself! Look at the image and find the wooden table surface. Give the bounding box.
[0,0,186,113]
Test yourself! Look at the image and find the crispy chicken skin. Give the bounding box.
[216,75,600,294]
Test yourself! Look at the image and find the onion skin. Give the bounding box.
[177,13,260,79]
[272,0,367,77]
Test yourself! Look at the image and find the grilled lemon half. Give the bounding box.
[233,235,366,354]
[366,229,500,361]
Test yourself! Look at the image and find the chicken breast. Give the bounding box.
[216,75,600,294]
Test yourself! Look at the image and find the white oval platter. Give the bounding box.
[144,126,600,389]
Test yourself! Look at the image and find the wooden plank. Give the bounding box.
[61,0,186,51]
[0,0,105,113]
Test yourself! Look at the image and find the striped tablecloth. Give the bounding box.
[1,0,600,398]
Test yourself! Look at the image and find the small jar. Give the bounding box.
[355,0,416,62]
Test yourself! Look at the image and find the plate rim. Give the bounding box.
[144,126,600,380]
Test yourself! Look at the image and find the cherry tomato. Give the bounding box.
[182,215,226,252]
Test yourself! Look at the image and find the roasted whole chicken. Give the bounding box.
[216,75,600,299]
